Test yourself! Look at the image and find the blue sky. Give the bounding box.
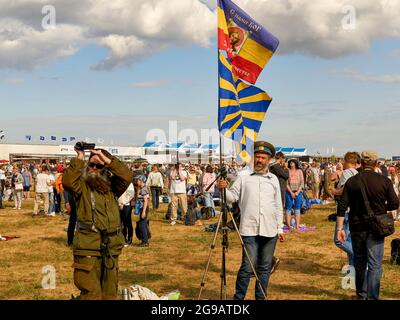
[0,0,399,158]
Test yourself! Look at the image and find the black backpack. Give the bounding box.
[185,208,196,226]
[391,238,400,265]
[201,207,213,220]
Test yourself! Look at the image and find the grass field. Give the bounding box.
[0,197,400,300]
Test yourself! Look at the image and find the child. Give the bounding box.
[134,175,150,247]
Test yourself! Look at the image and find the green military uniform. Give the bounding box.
[63,156,132,300]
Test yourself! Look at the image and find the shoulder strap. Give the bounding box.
[90,191,98,232]
[357,173,374,217]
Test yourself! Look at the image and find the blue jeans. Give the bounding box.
[334,212,354,266]
[150,187,161,210]
[48,192,55,213]
[204,192,215,215]
[234,235,278,300]
[351,231,384,300]
[285,191,303,215]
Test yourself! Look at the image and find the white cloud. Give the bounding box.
[4,78,24,85]
[334,68,400,83]
[0,0,399,70]
[130,80,169,88]
[0,18,84,70]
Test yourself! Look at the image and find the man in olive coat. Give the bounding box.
[63,146,132,300]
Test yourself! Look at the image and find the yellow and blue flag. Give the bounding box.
[218,0,279,84]
[218,53,272,161]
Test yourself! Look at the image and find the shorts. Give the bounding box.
[23,186,30,192]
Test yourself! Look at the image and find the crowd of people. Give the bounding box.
[1,146,400,300]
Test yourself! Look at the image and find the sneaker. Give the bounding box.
[48,212,56,217]
[170,221,176,226]
[139,242,149,247]
[271,257,281,274]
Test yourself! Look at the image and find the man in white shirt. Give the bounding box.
[33,165,51,216]
[331,152,360,267]
[218,141,284,300]
[47,168,56,216]
[169,163,188,225]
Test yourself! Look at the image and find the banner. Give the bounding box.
[218,0,279,84]
[218,53,272,161]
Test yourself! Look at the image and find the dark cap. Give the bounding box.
[253,141,275,157]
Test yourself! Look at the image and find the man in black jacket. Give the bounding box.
[269,152,289,273]
[337,150,399,300]
[270,152,289,208]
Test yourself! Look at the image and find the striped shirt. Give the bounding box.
[288,169,304,191]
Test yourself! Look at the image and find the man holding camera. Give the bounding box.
[218,141,284,300]
[62,143,132,300]
[169,163,188,225]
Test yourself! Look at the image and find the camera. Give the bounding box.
[75,141,96,151]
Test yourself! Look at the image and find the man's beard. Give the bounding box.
[83,169,111,194]
[254,162,267,174]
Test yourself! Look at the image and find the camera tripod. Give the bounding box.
[197,169,267,300]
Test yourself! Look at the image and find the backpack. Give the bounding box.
[201,207,213,220]
[151,174,161,187]
[185,208,196,226]
[301,199,311,213]
[165,202,182,220]
[391,238,400,265]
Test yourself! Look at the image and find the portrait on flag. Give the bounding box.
[218,0,279,84]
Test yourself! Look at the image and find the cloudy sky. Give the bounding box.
[0,0,399,157]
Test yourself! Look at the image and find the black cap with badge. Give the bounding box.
[253,141,276,157]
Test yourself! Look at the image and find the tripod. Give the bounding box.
[197,168,267,300]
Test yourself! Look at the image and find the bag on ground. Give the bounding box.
[391,238,400,265]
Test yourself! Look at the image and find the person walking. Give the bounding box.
[331,152,359,267]
[12,167,23,210]
[33,166,51,217]
[169,163,188,225]
[22,165,32,200]
[146,165,164,213]
[337,150,399,300]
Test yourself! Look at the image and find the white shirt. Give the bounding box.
[225,171,284,237]
[118,183,135,206]
[0,169,5,180]
[146,172,164,188]
[169,170,187,194]
[36,173,50,193]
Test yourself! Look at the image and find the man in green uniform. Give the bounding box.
[63,146,132,300]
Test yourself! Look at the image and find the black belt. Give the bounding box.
[76,221,121,235]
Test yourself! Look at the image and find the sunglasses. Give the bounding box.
[88,162,105,170]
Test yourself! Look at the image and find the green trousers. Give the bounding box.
[72,255,119,300]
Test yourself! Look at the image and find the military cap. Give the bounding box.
[361,150,378,162]
[253,141,275,157]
